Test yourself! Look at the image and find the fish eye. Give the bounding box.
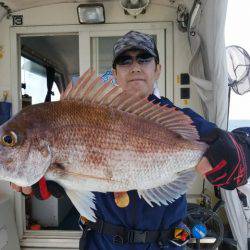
[1,131,18,147]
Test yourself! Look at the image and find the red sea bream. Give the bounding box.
[0,70,207,221]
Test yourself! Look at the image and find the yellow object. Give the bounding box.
[174,228,183,239]
[80,216,89,224]
[3,91,8,101]
[183,99,189,105]
[0,46,4,59]
[114,192,130,208]
[176,75,180,84]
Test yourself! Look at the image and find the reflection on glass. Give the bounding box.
[92,36,120,74]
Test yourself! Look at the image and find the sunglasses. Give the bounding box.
[115,52,155,67]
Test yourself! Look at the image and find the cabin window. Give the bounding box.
[20,34,80,232]
[21,57,61,105]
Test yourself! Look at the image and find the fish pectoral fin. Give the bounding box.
[137,169,196,207]
[65,189,96,222]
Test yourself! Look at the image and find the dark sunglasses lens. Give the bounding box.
[137,53,154,63]
[115,55,132,66]
[115,52,154,66]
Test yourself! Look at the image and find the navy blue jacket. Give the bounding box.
[82,95,216,250]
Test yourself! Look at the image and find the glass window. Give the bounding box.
[51,81,61,102]
[21,57,60,105]
[20,34,80,231]
[91,36,120,74]
[21,57,48,105]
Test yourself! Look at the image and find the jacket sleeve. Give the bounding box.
[181,107,216,137]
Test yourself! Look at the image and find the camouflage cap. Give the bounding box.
[112,31,159,68]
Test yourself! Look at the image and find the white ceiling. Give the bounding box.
[2,0,179,12]
[3,1,96,12]
[0,0,181,21]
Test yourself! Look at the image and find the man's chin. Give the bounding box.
[126,89,149,98]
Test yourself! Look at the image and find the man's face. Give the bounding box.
[112,50,161,98]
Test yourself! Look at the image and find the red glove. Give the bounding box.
[32,177,65,200]
[202,128,250,190]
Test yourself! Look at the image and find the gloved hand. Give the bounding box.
[32,177,66,200]
[11,178,65,200]
[201,128,250,190]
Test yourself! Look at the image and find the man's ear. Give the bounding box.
[155,64,161,80]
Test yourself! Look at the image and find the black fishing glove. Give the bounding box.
[32,177,66,200]
[202,128,250,190]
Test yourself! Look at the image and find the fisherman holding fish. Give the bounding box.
[6,31,250,249]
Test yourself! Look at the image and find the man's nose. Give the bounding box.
[130,61,141,73]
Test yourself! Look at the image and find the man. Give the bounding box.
[11,31,250,249]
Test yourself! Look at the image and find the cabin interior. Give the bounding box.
[0,0,250,249]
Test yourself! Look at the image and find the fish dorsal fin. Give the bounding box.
[61,69,123,106]
[61,69,199,141]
